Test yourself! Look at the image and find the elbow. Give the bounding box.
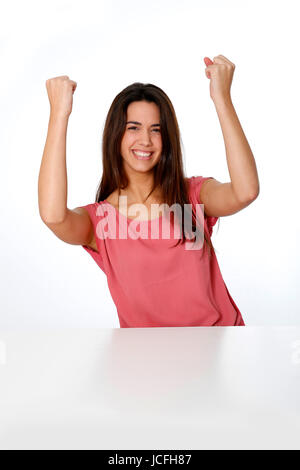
[241,185,260,204]
[250,184,260,201]
[39,204,68,225]
[247,188,259,202]
[40,212,66,225]
[232,180,260,205]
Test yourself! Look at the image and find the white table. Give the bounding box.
[0,326,300,450]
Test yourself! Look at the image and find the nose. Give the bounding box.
[137,129,153,146]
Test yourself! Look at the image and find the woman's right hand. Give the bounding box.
[45,75,77,118]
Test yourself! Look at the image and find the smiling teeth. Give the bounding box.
[133,150,152,157]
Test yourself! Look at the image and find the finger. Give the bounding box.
[213,56,228,65]
[205,64,217,73]
[205,67,213,79]
[204,57,213,67]
[68,80,77,93]
[218,54,234,65]
[213,55,235,67]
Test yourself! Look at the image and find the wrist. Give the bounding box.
[213,95,233,109]
[49,110,70,121]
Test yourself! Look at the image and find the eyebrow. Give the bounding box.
[126,121,161,127]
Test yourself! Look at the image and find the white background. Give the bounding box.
[1,0,299,328]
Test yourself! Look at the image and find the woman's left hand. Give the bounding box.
[203,55,235,104]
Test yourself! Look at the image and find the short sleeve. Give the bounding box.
[78,202,106,274]
[188,176,219,237]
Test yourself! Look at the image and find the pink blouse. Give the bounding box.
[79,176,245,327]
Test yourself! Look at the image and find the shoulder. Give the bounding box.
[105,190,119,209]
[186,175,218,201]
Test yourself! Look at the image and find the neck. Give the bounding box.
[121,170,161,204]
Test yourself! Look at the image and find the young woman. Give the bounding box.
[38,54,259,328]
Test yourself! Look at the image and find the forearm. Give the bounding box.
[38,113,69,223]
[214,97,259,201]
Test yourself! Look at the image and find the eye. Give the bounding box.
[127,126,160,132]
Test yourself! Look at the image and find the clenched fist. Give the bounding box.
[203,55,235,105]
[45,75,77,118]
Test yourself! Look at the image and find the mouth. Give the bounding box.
[131,150,154,160]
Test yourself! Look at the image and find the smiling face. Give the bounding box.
[120,100,163,175]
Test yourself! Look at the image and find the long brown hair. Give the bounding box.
[95,82,218,258]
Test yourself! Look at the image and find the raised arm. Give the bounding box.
[201,55,260,217]
[38,76,96,251]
